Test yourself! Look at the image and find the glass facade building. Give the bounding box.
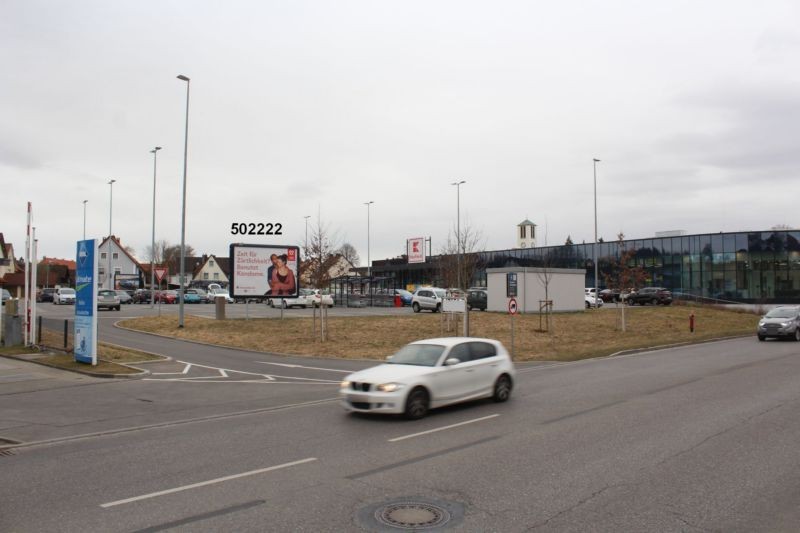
[371,230,800,303]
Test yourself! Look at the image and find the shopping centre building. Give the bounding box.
[370,229,800,303]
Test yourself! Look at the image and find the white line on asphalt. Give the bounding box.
[387,414,501,442]
[100,457,317,508]
[254,361,352,373]
[143,378,338,384]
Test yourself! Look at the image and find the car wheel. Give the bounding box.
[758,334,766,342]
[281,300,287,309]
[435,303,441,313]
[493,374,512,402]
[404,387,429,420]
[651,298,658,305]
[795,329,800,342]
[585,301,590,309]
[412,302,420,313]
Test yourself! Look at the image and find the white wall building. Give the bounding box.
[517,219,537,249]
[98,236,142,290]
[193,255,229,283]
[486,267,586,313]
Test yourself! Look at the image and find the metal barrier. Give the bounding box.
[37,316,73,352]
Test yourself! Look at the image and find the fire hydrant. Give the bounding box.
[689,312,695,333]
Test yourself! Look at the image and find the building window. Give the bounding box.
[210,259,215,267]
[114,267,121,274]
[100,252,107,259]
[112,252,119,260]
[520,226,526,239]
[99,269,105,278]
[213,273,219,280]
[203,273,209,280]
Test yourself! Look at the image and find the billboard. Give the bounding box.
[229,244,300,298]
[75,239,98,365]
[407,237,426,264]
[114,273,141,290]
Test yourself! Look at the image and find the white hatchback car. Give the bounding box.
[53,287,76,305]
[340,337,516,419]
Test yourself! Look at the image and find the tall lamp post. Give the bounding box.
[82,200,88,240]
[303,215,311,256]
[107,179,116,289]
[364,201,374,278]
[451,180,466,289]
[593,158,601,302]
[177,74,190,328]
[150,146,162,307]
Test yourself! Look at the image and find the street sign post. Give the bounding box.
[508,297,518,360]
[74,239,98,365]
[154,267,167,284]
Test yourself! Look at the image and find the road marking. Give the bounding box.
[255,361,352,373]
[100,458,317,508]
[387,414,501,442]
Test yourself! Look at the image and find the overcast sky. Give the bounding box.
[2,0,799,265]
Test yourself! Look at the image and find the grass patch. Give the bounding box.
[120,305,759,362]
[0,345,39,356]
[31,353,141,374]
[37,328,162,363]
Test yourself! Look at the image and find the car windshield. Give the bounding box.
[60,289,75,295]
[765,308,798,319]
[387,344,446,367]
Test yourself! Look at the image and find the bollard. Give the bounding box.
[215,296,226,320]
[689,312,695,333]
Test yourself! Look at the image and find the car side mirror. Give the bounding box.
[444,358,461,366]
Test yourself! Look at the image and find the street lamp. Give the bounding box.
[593,158,601,302]
[150,146,162,308]
[107,179,116,289]
[82,200,87,240]
[364,201,374,277]
[303,215,311,257]
[451,180,466,289]
[177,74,190,328]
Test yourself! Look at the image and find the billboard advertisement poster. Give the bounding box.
[114,273,140,290]
[229,244,300,298]
[75,239,98,365]
[407,237,426,264]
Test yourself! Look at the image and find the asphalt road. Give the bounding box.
[2,311,800,532]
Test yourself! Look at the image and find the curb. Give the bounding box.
[113,320,384,363]
[0,351,151,379]
[606,333,753,358]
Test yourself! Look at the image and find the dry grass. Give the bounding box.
[120,305,759,362]
[29,353,143,374]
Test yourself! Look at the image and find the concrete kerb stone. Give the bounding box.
[113,319,383,363]
[606,333,754,358]
[0,351,151,379]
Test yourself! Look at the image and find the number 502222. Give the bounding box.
[230,223,283,235]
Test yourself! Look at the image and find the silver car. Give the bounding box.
[757,306,800,341]
[98,290,121,311]
[411,287,447,313]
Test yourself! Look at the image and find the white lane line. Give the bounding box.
[100,457,317,508]
[255,361,352,373]
[387,414,501,443]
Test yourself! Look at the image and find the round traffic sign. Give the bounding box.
[508,298,518,315]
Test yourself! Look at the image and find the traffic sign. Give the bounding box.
[154,267,168,283]
[508,298,518,315]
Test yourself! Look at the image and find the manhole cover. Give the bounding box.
[358,497,463,532]
[375,501,450,530]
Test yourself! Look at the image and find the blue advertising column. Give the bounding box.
[75,239,98,365]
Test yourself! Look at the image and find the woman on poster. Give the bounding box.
[270,254,296,295]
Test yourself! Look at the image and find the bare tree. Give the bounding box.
[535,221,554,332]
[145,241,196,272]
[604,232,648,332]
[303,214,342,288]
[437,220,486,289]
[337,242,360,268]
[145,239,170,263]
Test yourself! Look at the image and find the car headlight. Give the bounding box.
[782,321,792,327]
[340,380,351,389]
[758,321,765,326]
[376,383,403,392]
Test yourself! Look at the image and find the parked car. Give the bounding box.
[53,287,76,305]
[585,287,599,298]
[394,289,413,306]
[133,289,152,304]
[191,287,209,302]
[37,288,56,302]
[627,287,673,306]
[585,295,603,308]
[270,288,315,309]
[97,289,121,311]
[1,289,12,303]
[180,289,203,304]
[340,337,515,419]
[156,290,179,304]
[467,289,487,311]
[207,287,234,303]
[599,289,621,303]
[309,289,335,308]
[411,287,447,313]
[757,306,800,341]
[114,290,133,304]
